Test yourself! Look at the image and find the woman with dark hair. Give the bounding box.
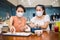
[30,5,50,31]
[35,5,46,15]
[9,5,29,32]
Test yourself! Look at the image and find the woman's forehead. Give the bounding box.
[17,7,24,11]
[36,6,43,10]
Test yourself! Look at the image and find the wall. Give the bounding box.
[0,0,60,20]
[0,0,15,20]
[11,7,60,20]
[25,7,60,20]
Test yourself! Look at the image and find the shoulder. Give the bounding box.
[31,16,36,21]
[44,15,50,21]
[45,15,50,17]
[30,16,36,22]
[44,15,50,19]
[11,16,16,18]
[22,17,27,21]
[11,16,16,19]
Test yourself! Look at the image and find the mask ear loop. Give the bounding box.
[42,10,45,15]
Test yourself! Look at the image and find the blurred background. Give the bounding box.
[0,0,60,32]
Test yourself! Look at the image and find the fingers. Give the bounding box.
[25,26,31,32]
[10,26,16,33]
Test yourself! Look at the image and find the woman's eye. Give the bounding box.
[36,9,41,11]
[18,11,20,12]
[18,11,23,12]
[21,11,24,12]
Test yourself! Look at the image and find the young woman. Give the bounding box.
[30,5,50,31]
[10,5,27,32]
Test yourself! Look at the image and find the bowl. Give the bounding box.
[34,30,43,36]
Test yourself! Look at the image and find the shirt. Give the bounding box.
[31,15,50,30]
[12,16,26,32]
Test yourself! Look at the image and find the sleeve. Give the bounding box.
[44,15,50,22]
[30,17,35,23]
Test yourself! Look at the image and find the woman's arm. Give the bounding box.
[9,16,13,28]
[40,15,50,29]
[9,16,15,33]
[40,21,50,29]
[29,21,37,28]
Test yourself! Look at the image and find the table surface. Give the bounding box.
[0,31,59,40]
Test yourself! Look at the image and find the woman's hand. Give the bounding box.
[10,26,16,33]
[29,22,37,28]
[24,25,31,32]
[19,25,31,32]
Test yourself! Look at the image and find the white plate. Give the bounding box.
[3,32,32,36]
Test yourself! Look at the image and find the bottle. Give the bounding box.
[54,21,59,32]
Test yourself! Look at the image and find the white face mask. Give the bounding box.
[36,11,43,16]
[16,12,24,17]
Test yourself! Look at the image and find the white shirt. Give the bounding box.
[31,15,50,30]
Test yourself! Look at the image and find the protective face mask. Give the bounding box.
[36,11,43,16]
[16,12,24,17]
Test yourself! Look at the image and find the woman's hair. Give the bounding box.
[16,5,26,12]
[35,4,46,15]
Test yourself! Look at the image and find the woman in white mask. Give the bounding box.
[9,5,28,32]
[30,5,50,32]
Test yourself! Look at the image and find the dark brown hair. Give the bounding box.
[35,4,46,15]
[16,5,26,12]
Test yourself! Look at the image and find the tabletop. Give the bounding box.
[0,31,59,40]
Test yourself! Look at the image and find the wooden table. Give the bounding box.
[1,31,59,40]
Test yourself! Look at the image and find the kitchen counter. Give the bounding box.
[0,31,59,40]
